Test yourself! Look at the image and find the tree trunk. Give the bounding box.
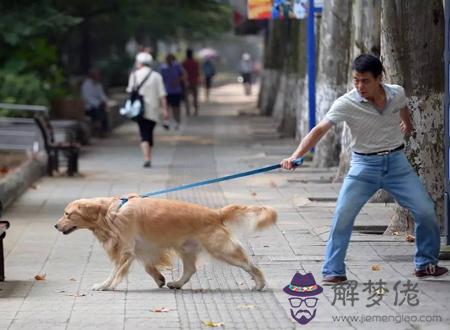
[270,19,307,138]
[334,0,381,182]
[312,0,352,168]
[80,17,91,74]
[259,20,286,116]
[333,123,353,182]
[381,0,445,233]
[259,69,281,116]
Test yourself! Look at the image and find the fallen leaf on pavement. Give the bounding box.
[371,264,381,271]
[269,181,277,188]
[150,307,171,313]
[34,274,46,281]
[250,192,257,196]
[202,320,224,327]
[69,278,77,281]
[66,293,86,297]
[405,234,415,242]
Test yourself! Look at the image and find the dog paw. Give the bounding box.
[167,281,182,290]
[92,283,109,291]
[253,281,267,291]
[156,275,166,288]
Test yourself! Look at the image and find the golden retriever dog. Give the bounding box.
[55,195,277,291]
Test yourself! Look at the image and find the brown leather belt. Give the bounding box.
[353,144,404,156]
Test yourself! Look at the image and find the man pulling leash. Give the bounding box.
[281,54,448,284]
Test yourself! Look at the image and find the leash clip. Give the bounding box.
[291,157,304,167]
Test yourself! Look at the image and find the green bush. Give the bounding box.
[0,70,48,117]
[0,38,69,117]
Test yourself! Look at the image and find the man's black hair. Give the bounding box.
[186,48,193,59]
[352,54,383,77]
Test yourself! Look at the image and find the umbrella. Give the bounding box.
[197,48,218,59]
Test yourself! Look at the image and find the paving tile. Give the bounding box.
[1,84,449,329]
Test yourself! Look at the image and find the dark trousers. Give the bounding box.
[137,118,156,146]
[86,104,109,134]
[184,84,199,115]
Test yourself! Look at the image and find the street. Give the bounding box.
[1,84,449,329]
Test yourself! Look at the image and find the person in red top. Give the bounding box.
[182,49,200,116]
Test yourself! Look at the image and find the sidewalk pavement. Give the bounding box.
[1,84,449,330]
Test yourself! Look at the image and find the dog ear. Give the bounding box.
[77,201,102,219]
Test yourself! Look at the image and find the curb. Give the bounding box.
[0,156,46,210]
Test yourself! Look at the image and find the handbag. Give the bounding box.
[120,70,152,121]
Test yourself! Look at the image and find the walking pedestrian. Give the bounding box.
[127,52,168,168]
[202,58,216,102]
[182,48,200,116]
[240,53,253,96]
[161,54,184,130]
[280,54,448,284]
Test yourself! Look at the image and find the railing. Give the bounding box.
[0,103,48,112]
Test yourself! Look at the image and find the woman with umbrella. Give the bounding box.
[198,48,218,102]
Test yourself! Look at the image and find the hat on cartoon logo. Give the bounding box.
[283,272,323,297]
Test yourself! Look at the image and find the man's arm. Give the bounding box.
[400,106,413,136]
[280,119,334,170]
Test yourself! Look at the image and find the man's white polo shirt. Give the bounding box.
[325,83,407,154]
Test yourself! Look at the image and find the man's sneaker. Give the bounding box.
[415,264,448,279]
[143,161,151,168]
[322,275,348,285]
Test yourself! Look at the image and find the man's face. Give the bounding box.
[352,71,382,100]
[289,296,318,325]
[91,71,100,81]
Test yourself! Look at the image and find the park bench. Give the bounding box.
[0,117,40,151]
[33,115,80,176]
[0,103,81,176]
[0,202,9,281]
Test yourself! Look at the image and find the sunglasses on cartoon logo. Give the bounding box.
[289,297,318,308]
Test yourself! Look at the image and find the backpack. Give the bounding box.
[120,70,152,121]
[203,61,215,77]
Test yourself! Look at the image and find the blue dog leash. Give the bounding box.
[118,157,304,208]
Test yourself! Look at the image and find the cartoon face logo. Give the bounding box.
[283,272,323,325]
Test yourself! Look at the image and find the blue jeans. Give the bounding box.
[322,150,440,276]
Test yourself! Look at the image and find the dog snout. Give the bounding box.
[54,224,59,230]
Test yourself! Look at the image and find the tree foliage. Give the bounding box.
[0,0,232,106]
[0,0,81,106]
[123,0,232,41]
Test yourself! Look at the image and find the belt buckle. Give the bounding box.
[376,151,390,156]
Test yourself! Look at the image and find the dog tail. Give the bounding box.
[219,205,277,235]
